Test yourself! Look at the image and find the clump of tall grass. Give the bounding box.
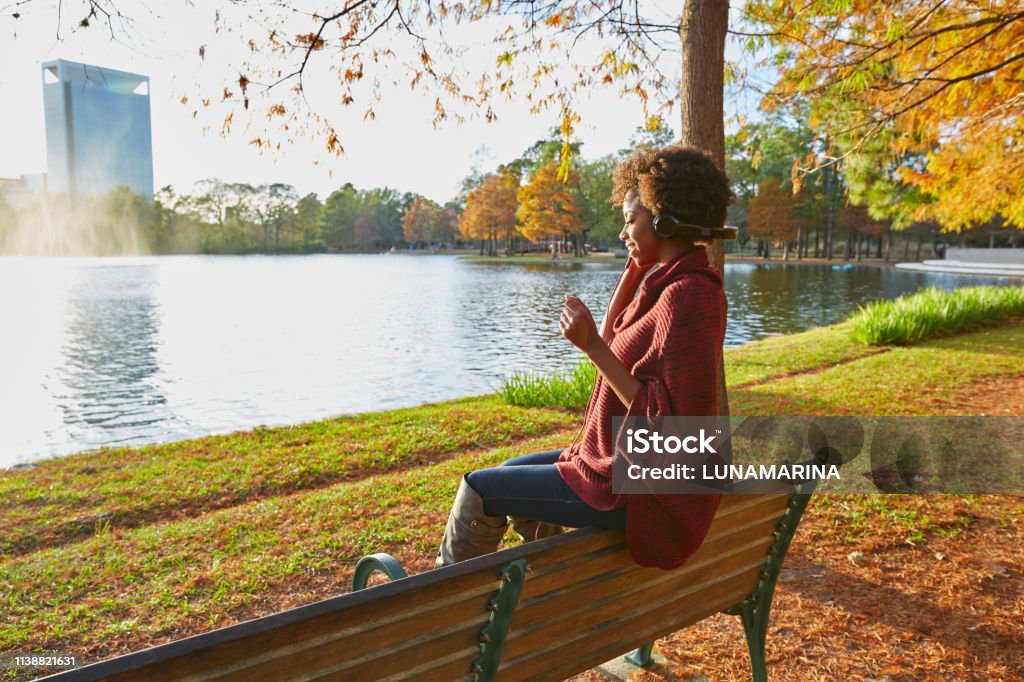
[501,359,597,408]
[850,285,1024,345]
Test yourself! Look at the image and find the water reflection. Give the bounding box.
[452,261,621,380]
[55,264,172,446]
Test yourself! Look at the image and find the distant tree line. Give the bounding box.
[152,180,462,254]
[3,117,1020,258]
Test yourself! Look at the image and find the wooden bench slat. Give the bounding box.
[711,490,790,517]
[498,565,763,680]
[315,628,479,682]
[702,492,791,537]
[378,654,476,682]
[75,573,496,681]
[190,592,487,682]
[510,520,778,635]
[554,575,759,681]
[518,495,788,602]
[96,578,497,682]
[503,538,770,660]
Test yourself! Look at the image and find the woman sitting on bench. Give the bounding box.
[436,145,733,570]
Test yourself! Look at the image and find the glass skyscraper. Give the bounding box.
[41,59,154,200]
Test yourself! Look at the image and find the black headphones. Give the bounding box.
[652,213,739,241]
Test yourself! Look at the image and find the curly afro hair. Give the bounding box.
[611,145,734,230]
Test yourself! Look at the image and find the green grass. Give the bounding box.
[501,359,597,408]
[730,323,1024,415]
[724,321,881,386]
[809,495,979,545]
[850,285,1024,345]
[0,395,577,556]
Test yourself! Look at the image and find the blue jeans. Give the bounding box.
[465,450,627,531]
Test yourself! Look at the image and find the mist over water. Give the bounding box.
[0,254,1015,467]
[0,196,152,257]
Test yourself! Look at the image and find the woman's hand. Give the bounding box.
[562,293,642,407]
[560,295,600,354]
[626,258,655,279]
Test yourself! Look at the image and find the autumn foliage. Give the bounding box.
[748,179,799,244]
[459,169,519,251]
[747,0,1024,229]
[516,162,581,243]
[400,196,441,245]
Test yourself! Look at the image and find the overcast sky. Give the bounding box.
[0,2,766,205]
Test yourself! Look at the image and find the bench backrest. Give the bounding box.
[44,488,806,682]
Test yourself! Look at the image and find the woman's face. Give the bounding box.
[619,191,663,267]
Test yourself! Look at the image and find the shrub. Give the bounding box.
[501,359,596,408]
[850,285,1024,345]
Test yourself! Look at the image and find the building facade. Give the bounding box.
[42,59,154,200]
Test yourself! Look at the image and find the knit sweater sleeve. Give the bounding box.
[623,277,724,569]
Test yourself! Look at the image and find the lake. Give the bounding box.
[0,254,1016,466]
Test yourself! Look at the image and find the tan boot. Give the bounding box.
[509,517,564,542]
[434,477,508,568]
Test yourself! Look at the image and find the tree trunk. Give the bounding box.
[823,162,834,260]
[814,224,820,258]
[679,0,729,419]
[916,233,923,261]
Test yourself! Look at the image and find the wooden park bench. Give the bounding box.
[43,479,814,682]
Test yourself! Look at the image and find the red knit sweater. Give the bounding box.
[556,247,727,569]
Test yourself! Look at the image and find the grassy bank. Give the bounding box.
[2,319,1023,678]
[0,396,577,557]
